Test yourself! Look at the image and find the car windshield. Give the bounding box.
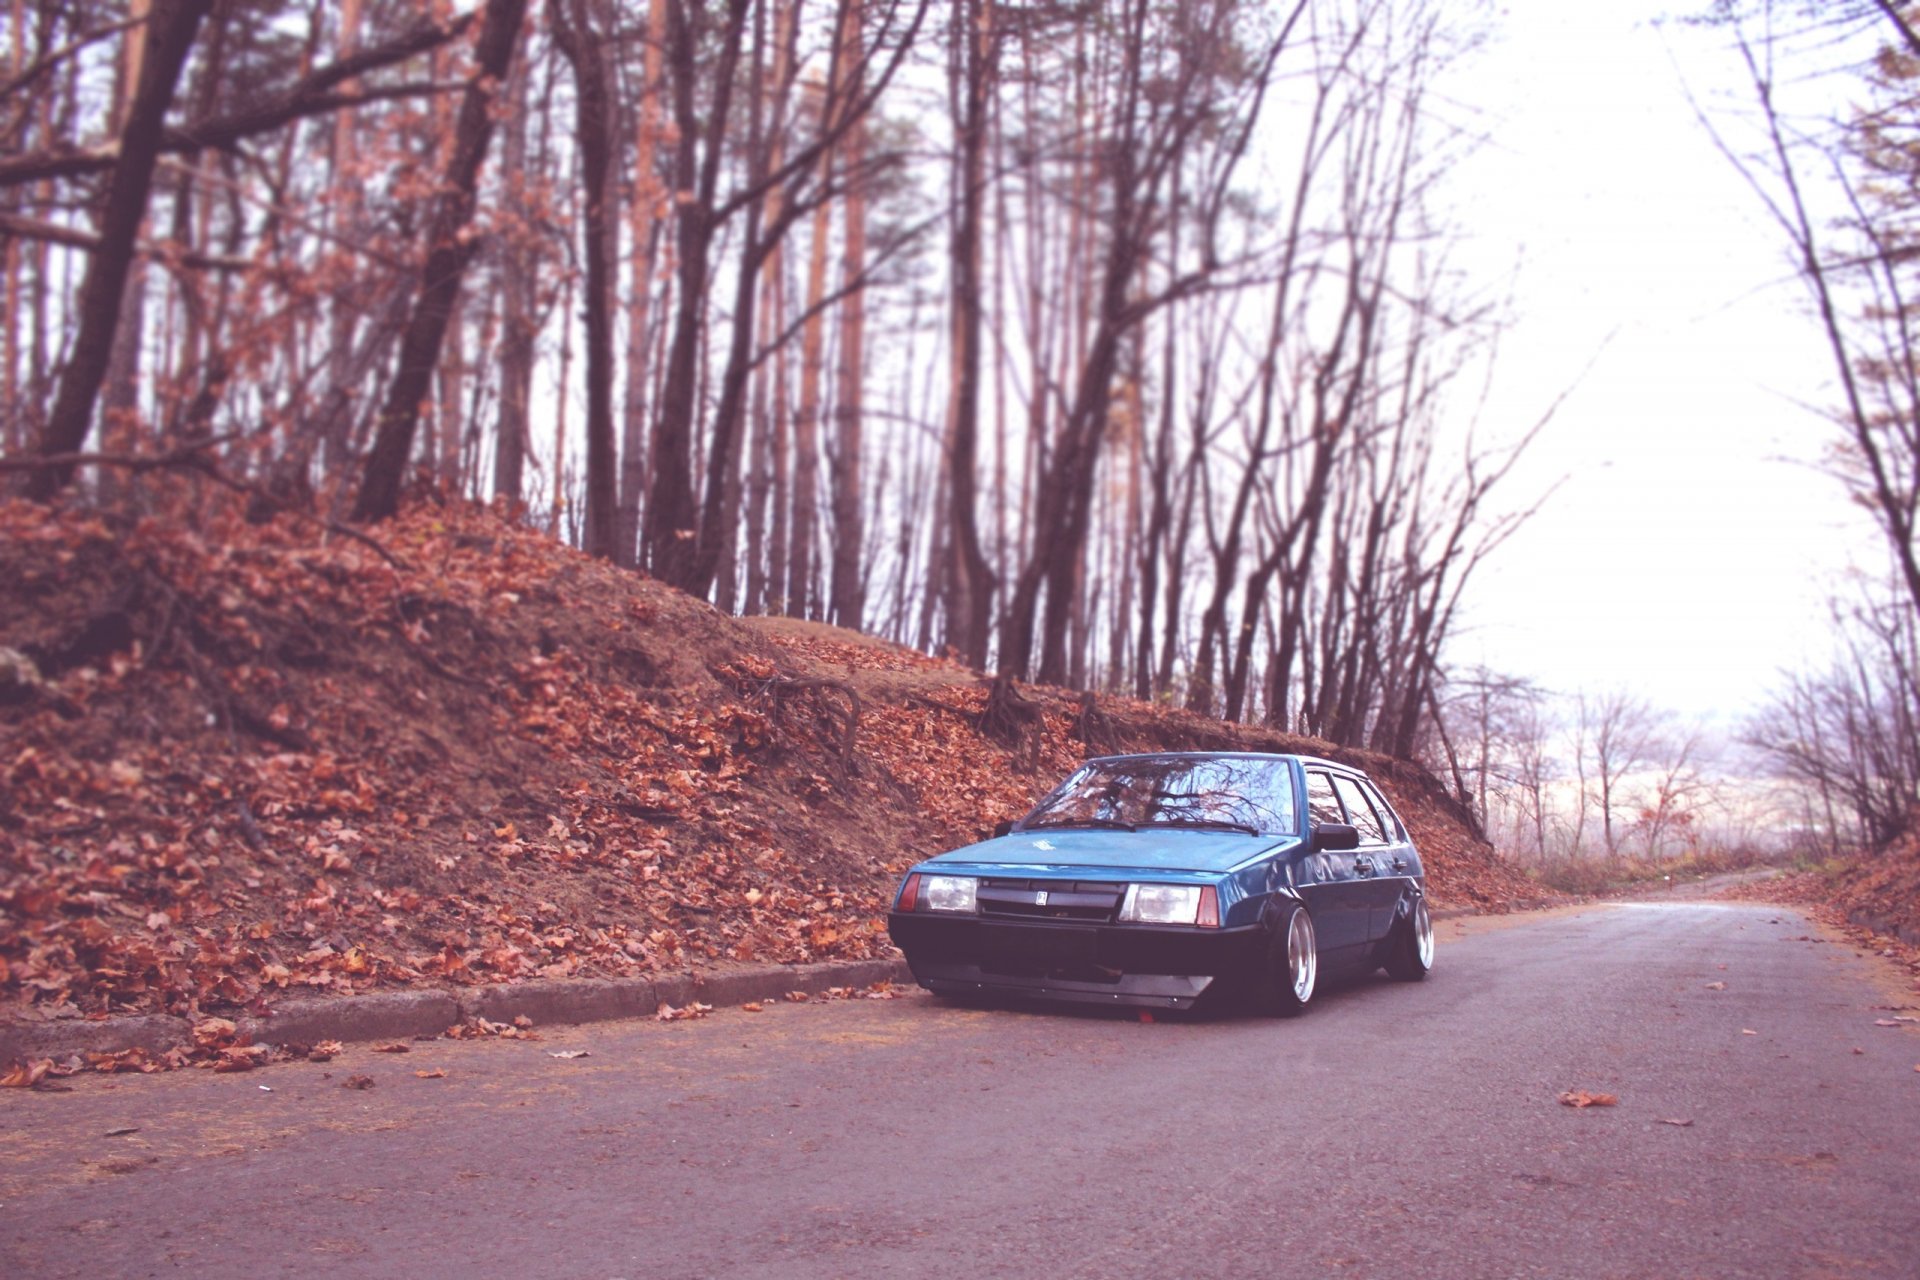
[1021,757,1297,835]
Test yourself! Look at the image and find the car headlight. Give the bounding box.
[921,874,979,914]
[1119,884,1220,927]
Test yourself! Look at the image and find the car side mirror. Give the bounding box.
[991,819,1014,839]
[1311,822,1359,852]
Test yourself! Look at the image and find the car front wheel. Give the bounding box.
[1383,895,1433,982]
[1254,901,1316,1017]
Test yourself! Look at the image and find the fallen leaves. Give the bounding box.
[1704,981,1726,991]
[413,1068,447,1079]
[372,1042,411,1053]
[741,1002,764,1012]
[655,1002,713,1021]
[1,496,1509,1050]
[1558,1091,1618,1109]
[443,1017,540,1041]
[342,1074,375,1090]
[1,1058,52,1089]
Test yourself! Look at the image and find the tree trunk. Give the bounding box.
[827,0,868,632]
[787,172,833,619]
[616,0,671,567]
[551,0,620,560]
[943,0,996,667]
[352,0,527,523]
[26,0,211,501]
[644,0,751,585]
[493,49,536,504]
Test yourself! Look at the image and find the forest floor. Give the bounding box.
[1,491,1544,1070]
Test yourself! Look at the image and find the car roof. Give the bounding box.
[1082,750,1364,776]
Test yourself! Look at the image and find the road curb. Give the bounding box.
[0,956,917,1067]
[1430,896,1568,922]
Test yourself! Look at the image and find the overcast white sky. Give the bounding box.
[1439,1,1875,727]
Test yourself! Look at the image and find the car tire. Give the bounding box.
[1382,895,1433,982]
[1253,901,1317,1017]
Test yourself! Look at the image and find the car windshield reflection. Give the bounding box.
[1020,755,1295,835]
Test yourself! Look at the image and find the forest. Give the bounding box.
[2,0,1918,865]
[0,0,1533,746]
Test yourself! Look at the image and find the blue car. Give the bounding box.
[887,751,1433,1014]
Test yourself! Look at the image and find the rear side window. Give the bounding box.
[1360,779,1404,841]
[1332,775,1387,845]
[1304,771,1343,826]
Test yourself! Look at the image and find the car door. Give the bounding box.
[1331,773,1402,945]
[1299,768,1368,955]
[1360,777,1420,929]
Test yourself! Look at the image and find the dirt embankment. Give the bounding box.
[1,497,1542,1027]
[1725,832,1920,957]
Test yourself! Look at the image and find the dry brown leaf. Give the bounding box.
[342,1074,375,1090]
[655,1002,713,1021]
[309,1040,343,1062]
[742,1002,764,1012]
[1658,1117,1694,1127]
[190,1017,238,1048]
[1,1059,51,1089]
[1558,1090,1618,1109]
[1704,982,1726,991]
[372,1041,411,1053]
[414,1068,447,1079]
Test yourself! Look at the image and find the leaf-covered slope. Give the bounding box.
[1,497,1541,1023]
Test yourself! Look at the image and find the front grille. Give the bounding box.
[977,878,1122,922]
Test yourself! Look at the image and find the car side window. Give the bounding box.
[1360,779,1404,842]
[1332,775,1387,845]
[1305,770,1343,826]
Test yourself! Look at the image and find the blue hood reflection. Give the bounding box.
[924,826,1291,874]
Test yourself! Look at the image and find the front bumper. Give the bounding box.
[888,912,1264,1010]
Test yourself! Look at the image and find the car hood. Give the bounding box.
[923,827,1292,874]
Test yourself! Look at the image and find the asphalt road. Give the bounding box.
[3,901,1917,1279]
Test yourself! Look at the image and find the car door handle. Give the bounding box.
[1354,856,1374,876]
[1390,855,1407,873]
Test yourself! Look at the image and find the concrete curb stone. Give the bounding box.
[0,1013,190,1064]
[1,957,917,1067]
[236,990,463,1049]
[466,978,658,1027]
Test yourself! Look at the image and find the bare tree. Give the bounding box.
[24,0,212,500]
[354,0,529,523]
[1578,690,1662,858]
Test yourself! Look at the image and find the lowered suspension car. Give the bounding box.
[887,751,1433,1013]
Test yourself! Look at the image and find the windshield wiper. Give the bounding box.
[1024,817,1136,831]
[1148,818,1262,835]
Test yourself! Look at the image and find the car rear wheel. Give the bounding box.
[1383,896,1433,982]
[1253,902,1316,1017]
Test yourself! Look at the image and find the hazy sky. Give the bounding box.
[1441,2,1873,726]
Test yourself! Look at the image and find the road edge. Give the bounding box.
[1,956,917,1068]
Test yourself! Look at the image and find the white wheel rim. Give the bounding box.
[1414,899,1434,969]
[1288,910,1317,1002]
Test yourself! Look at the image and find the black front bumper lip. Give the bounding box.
[888,912,1263,1010]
